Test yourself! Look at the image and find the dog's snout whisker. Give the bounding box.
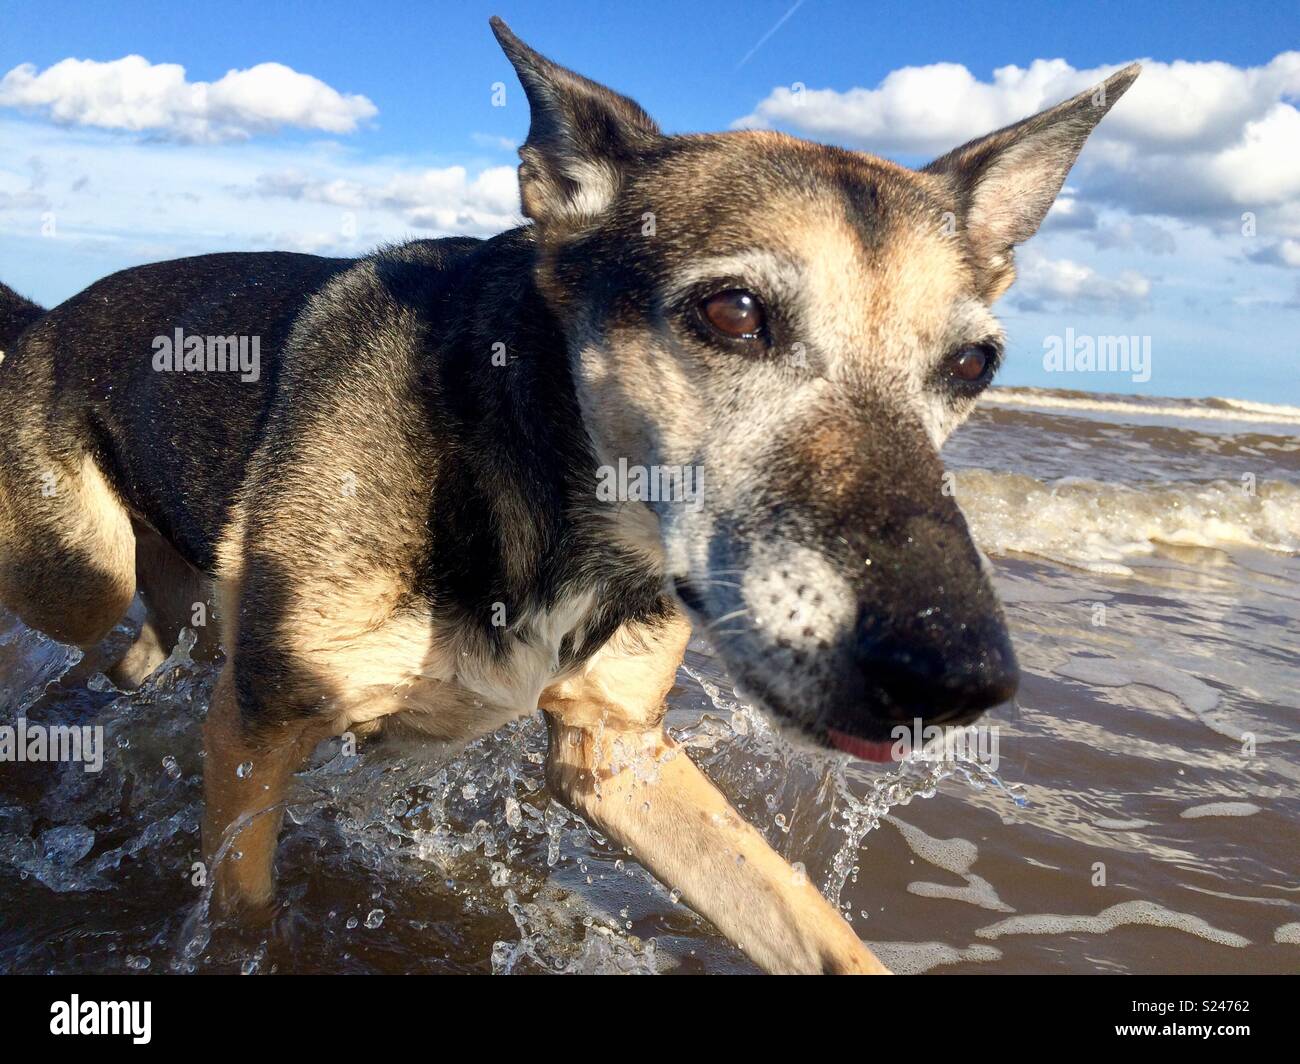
[704,607,752,633]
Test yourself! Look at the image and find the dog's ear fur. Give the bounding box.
[925,63,1140,301]
[490,16,661,233]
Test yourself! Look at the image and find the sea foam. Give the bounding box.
[982,387,1300,427]
[955,470,1300,574]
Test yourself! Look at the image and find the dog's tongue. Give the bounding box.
[828,729,897,763]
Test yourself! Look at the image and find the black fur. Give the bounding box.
[0,282,44,352]
[6,253,350,570]
[0,235,669,729]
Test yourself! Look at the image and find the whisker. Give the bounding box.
[684,578,742,590]
[705,607,751,633]
[706,627,751,640]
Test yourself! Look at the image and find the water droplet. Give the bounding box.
[364,908,385,929]
[236,761,253,779]
[162,755,181,780]
[39,825,95,867]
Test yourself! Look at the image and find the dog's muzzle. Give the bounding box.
[677,509,1020,762]
[825,602,1018,758]
[817,512,1019,758]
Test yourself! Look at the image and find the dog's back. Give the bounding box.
[0,252,353,571]
[0,241,484,573]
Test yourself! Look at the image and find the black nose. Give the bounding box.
[856,614,1019,722]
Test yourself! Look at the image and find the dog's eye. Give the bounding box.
[700,289,766,339]
[946,343,997,385]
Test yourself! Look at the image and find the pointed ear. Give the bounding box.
[924,63,1140,301]
[490,16,661,232]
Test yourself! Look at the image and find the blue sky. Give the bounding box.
[2,0,1298,401]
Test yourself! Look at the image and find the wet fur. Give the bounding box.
[0,18,1137,974]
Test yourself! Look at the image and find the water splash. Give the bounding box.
[678,661,1028,917]
[4,606,1027,974]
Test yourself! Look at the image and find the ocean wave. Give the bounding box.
[956,469,1300,575]
[981,388,1300,427]
[1211,397,1300,420]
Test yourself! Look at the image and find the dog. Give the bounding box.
[0,17,1137,974]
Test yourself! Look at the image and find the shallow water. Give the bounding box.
[1,386,1297,974]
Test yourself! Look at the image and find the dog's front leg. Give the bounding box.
[543,713,888,974]
[202,661,329,914]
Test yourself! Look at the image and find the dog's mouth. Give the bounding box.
[729,667,913,764]
[724,658,994,766]
[825,730,898,763]
[672,578,1007,765]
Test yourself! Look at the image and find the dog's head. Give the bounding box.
[492,18,1138,757]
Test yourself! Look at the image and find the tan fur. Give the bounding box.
[218,559,603,742]
[563,145,996,502]
[197,590,892,974]
[202,661,336,911]
[541,612,887,974]
[212,499,246,652]
[0,452,136,648]
[109,522,220,688]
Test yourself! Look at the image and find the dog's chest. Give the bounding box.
[454,589,600,714]
[334,589,603,741]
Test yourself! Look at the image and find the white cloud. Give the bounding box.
[1014,253,1152,312]
[0,117,522,293]
[0,55,377,142]
[736,59,1083,155]
[1082,217,1178,255]
[1245,237,1300,268]
[735,52,1300,233]
[470,132,517,152]
[249,164,520,234]
[0,156,49,211]
[1044,195,1100,232]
